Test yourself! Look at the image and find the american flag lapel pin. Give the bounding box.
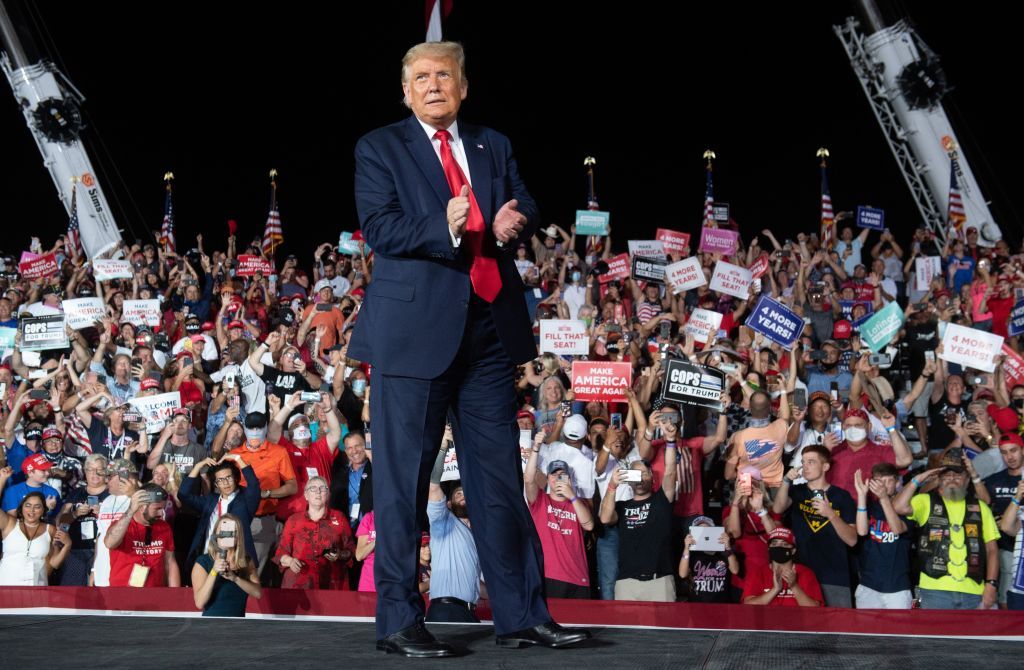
[476,143,484,150]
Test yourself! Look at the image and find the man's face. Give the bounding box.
[810,398,830,424]
[448,487,468,518]
[517,417,535,431]
[345,435,367,466]
[280,348,298,372]
[939,469,969,500]
[114,356,130,379]
[229,340,249,364]
[841,227,853,241]
[141,501,164,524]
[946,375,965,400]
[842,416,868,443]
[0,298,10,319]
[212,466,236,496]
[1000,443,1023,471]
[403,55,467,129]
[822,344,839,365]
[630,462,654,495]
[324,263,336,278]
[318,287,333,303]
[225,423,245,449]
[43,437,62,454]
[27,467,48,485]
[304,480,329,506]
[873,474,898,497]
[171,415,190,437]
[184,285,200,302]
[801,452,828,481]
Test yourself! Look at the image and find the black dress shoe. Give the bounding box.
[376,621,456,657]
[496,621,592,649]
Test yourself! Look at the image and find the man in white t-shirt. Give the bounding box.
[209,338,266,413]
[538,414,596,500]
[91,459,139,587]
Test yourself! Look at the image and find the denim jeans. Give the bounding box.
[596,524,619,600]
[918,588,982,609]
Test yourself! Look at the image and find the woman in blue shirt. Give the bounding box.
[191,514,261,617]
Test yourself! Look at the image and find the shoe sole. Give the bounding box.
[376,643,455,658]
[496,633,590,649]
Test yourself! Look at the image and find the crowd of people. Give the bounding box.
[0,212,1022,615]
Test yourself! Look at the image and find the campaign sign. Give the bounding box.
[661,359,725,411]
[712,202,730,223]
[571,361,632,403]
[749,253,771,280]
[915,256,942,291]
[575,210,610,236]
[598,253,631,284]
[128,391,182,433]
[92,259,133,281]
[539,320,589,356]
[684,308,723,344]
[859,301,904,352]
[440,444,460,482]
[0,327,15,350]
[1002,345,1024,389]
[940,323,1004,373]
[20,314,68,351]
[698,227,739,255]
[236,255,275,277]
[122,299,161,327]
[665,257,706,294]
[627,240,667,259]
[745,295,802,350]
[655,228,691,256]
[18,253,59,280]
[1009,299,1024,337]
[62,297,106,331]
[856,206,885,231]
[337,231,372,256]
[631,255,666,283]
[708,261,752,300]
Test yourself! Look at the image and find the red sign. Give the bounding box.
[18,253,59,280]
[236,255,276,277]
[749,253,771,279]
[1003,345,1024,388]
[655,228,692,256]
[571,361,632,403]
[598,253,631,284]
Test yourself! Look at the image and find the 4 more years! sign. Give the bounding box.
[571,361,632,403]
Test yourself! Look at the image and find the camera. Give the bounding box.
[620,469,643,483]
[300,391,321,403]
[122,412,143,424]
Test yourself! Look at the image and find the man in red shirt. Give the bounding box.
[828,408,912,495]
[742,526,822,606]
[104,484,180,587]
[986,275,1016,338]
[268,392,343,523]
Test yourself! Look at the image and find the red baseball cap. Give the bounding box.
[516,410,535,422]
[227,320,245,330]
[22,453,53,474]
[988,405,1019,433]
[833,319,853,340]
[999,433,1024,448]
[767,526,795,545]
[140,377,160,391]
[41,428,63,441]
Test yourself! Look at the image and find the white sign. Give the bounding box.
[940,323,1004,374]
[540,319,590,356]
[627,240,667,259]
[683,309,723,344]
[708,261,753,300]
[122,299,161,327]
[128,391,182,433]
[93,259,133,281]
[440,444,460,482]
[62,298,106,330]
[665,257,706,294]
[915,256,942,292]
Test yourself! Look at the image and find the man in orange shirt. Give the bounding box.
[300,280,346,352]
[229,412,298,575]
[726,390,792,489]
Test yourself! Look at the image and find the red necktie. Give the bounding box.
[434,129,502,302]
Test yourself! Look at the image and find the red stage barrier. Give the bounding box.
[1,587,1021,638]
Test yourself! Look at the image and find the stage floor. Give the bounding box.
[2,614,1021,669]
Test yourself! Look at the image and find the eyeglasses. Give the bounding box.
[214,476,234,485]
[306,486,328,494]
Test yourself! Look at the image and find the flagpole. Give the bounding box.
[817,148,833,251]
[162,172,174,253]
[268,169,278,259]
[703,149,716,229]
[69,175,79,265]
[583,156,600,255]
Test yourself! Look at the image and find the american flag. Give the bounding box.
[261,171,283,256]
[67,183,84,259]
[703,164,715,228]
[820,163,835,250]
[160,175,176,253]
[947,158,967,241]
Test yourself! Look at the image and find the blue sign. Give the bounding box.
[1010,299,1024,337]
[745,295,802,350]
[856,206,885,231]
[839,300,874,326]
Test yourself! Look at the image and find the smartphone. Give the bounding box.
[0,382,7,398]
[316,302,333,312]
[621,469,643,483]
[610,413,623,429]
[793,388,807,411]
[614,304,625,322]
[87,495,99,507]
[177,260,185,272]
[913,302,927,311]
[923,350,936,363]
[231,396,240,410]
[560,400,572,418]
[224,374,235,389]
[829,381,839,402]
[719,362,739,375]
[868,353,892,366]
[738,472,753,497]
[181,356,193,368]
[29,389,49,400]
[659,320,671,339]
[122,412,143,424]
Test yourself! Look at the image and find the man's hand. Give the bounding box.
[129,489,149,513]
[778,563,797,587]
[811,494,834,519]
[493,198,527,244]
[447,185,471,238]
[553,480,574,500]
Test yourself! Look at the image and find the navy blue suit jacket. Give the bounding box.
[178,464,261,567]
[349,115,538,379]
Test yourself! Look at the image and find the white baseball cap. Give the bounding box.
[562,414,588,441]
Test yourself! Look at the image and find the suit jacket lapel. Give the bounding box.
[402,116,453,207]
[461,124,493,219]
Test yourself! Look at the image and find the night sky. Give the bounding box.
[1,1,1020,263]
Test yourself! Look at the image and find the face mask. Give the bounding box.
[769,390,782,400]
[352,379,367,397]
[1014,398,1024,410]
[292,426,311,441]
[571,271,581,283]
[309,421,320,442]
[769,547,795,564]
[747,417,770,428]
[844,427,867,442]
[244,427,267,444]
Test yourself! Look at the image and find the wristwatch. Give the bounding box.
[985,579,999,588]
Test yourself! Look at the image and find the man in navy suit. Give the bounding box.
[350,41,591,657]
